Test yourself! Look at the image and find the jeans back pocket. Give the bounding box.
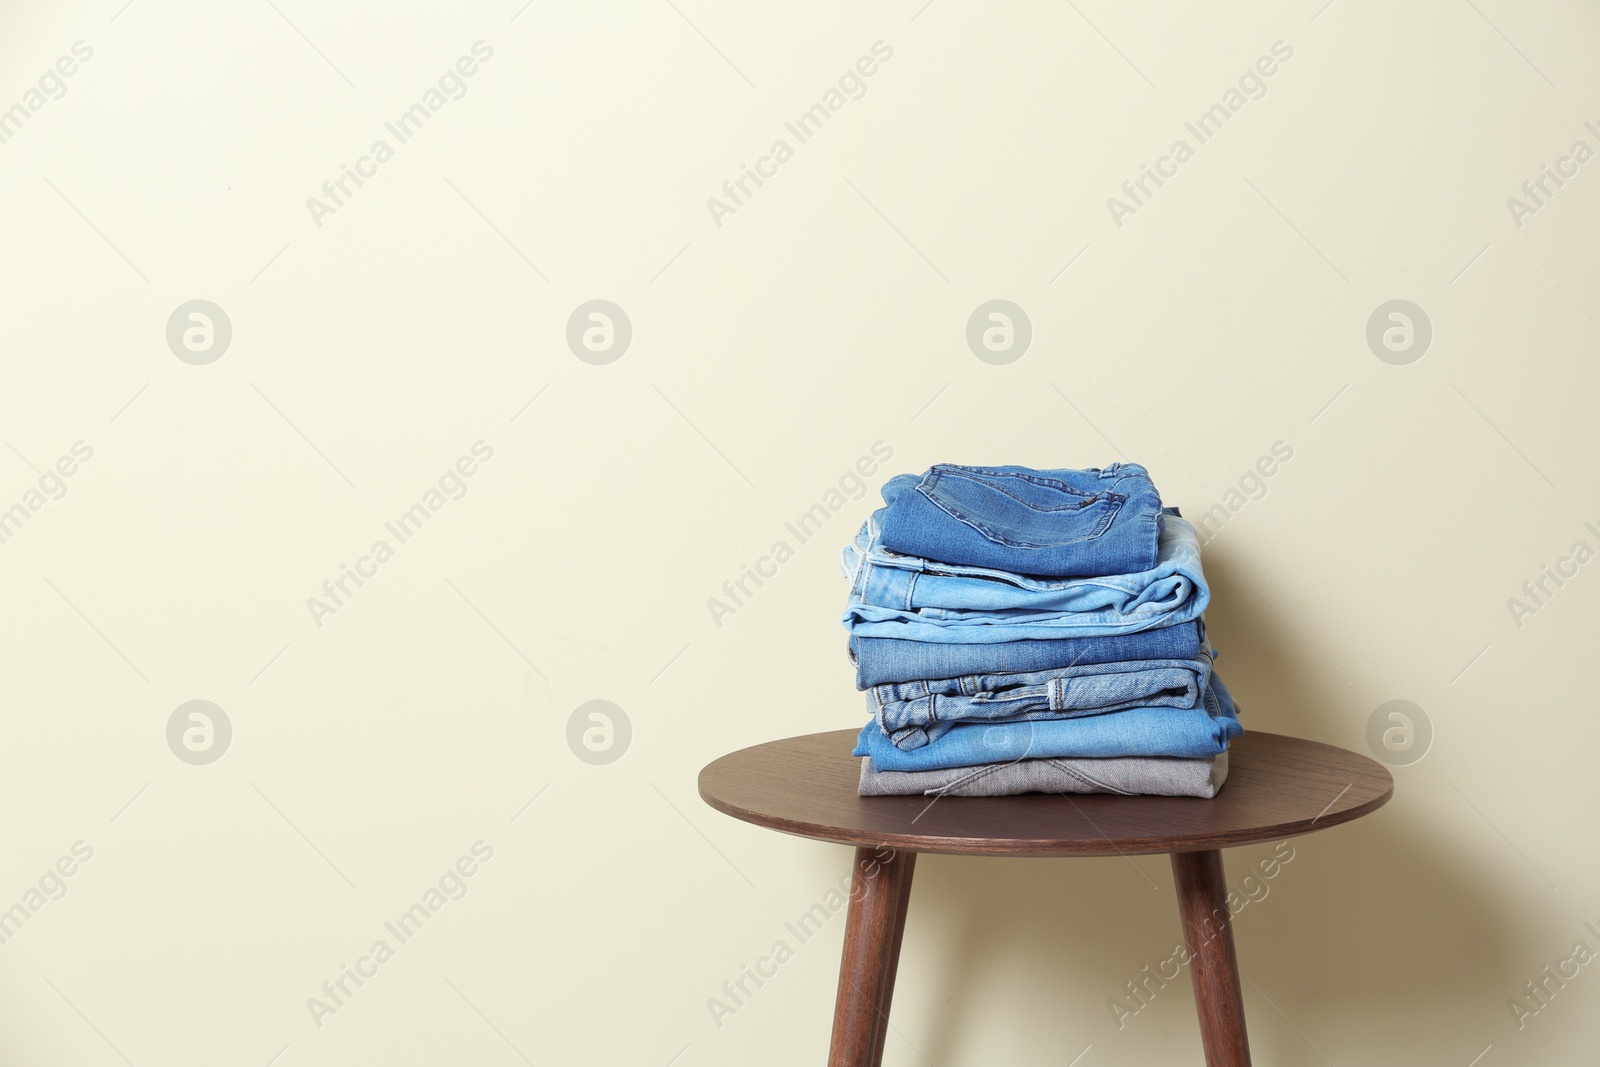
[918,465,1123,548]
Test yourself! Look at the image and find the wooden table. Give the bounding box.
[699,729,1392,1067]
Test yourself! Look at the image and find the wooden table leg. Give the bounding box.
[1170,849,1252,1067]
[828,847,916,1067]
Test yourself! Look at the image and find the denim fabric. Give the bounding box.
[871,654,1212,751]
[858,750,1229,798]
[848,620,1205,689]
[841,509,1209,643]
[877,462,1163,577]
[853,671,1242,771]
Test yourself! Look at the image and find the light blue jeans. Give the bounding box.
[841,509,1209,642]
[853,671,1242,771]
[870,653,1212,751]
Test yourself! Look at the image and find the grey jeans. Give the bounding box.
[858,749,1228,798]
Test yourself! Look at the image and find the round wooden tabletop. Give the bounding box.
[699,730,1393,857]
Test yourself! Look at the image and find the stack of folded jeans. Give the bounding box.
[840,463,1242,798]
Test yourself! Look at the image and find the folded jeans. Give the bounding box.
[853,671,1243,772]
[876,462,1164,578]
[857,749,1229,797]
[848,620,1205,688]
[870,655,1212,751]
[841,509,1209,643]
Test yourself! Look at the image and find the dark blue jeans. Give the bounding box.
[848,620,1204,688]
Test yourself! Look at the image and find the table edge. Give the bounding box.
[697,729,1394,857]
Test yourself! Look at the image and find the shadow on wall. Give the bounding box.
[888,550,1520,1066]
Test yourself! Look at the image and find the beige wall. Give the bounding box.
[1,1,1596,1063]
